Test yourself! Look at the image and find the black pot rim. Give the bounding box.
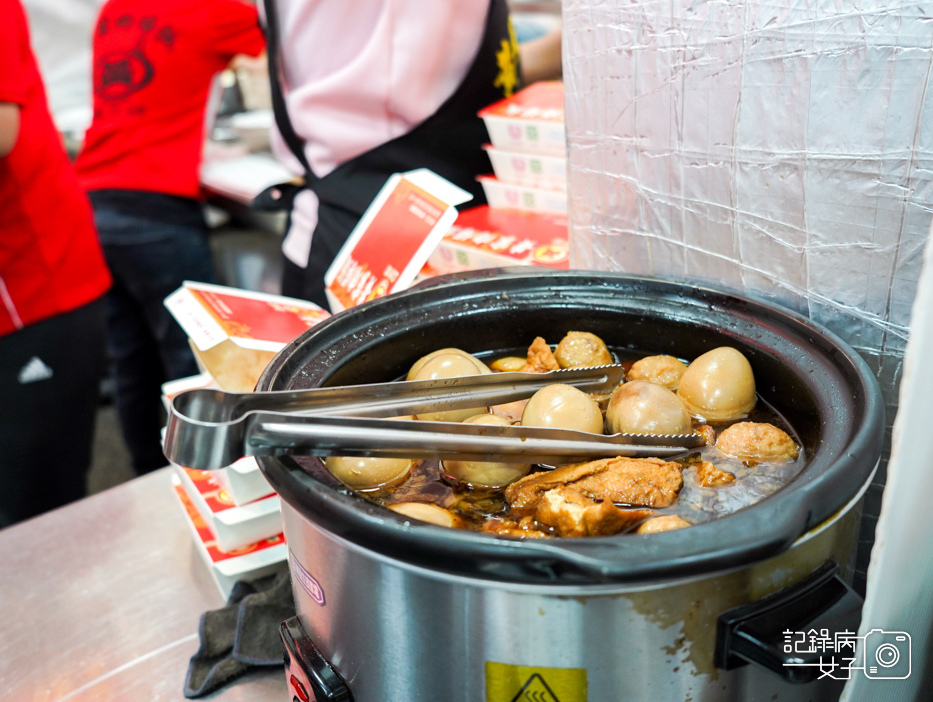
[257,269,885,585]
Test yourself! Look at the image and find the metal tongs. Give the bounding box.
[164,365,704,471]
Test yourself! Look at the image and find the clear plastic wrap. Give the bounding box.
[563,0,933,588]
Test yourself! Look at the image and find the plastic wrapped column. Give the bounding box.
[563,0,933,593]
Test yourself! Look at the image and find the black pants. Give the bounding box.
[0,296,107,528]
[92,195,213,474]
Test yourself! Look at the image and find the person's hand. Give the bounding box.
[0,103,21,157]
[520,28,562,85]
[230,52,268,74]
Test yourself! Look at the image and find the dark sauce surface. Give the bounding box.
[355,348,806,533]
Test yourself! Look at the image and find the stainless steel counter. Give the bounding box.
[0,467,287,701]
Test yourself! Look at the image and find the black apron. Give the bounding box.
[258,0,522,309]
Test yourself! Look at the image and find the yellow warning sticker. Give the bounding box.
[485,661,587,702]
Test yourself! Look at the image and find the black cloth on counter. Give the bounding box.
[184,570,295,698]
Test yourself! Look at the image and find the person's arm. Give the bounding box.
[0,103,21,157]
[209,0,266,61]
[519,28,562,85]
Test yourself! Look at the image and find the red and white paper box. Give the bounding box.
[483,144,567,191]
[172,477,287,598]
[478,81,565,156]
[325,168,473,312]
[211,456,275,507]
[165,281,330,355]
[173,464,282,552]
[165,282,331,392]
[478,175,567,215]
[428,205,569,274]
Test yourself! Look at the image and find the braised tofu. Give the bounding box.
[505,456,684,511]
[481,515,551,538]
[535,487,654,537]
[695,460,736,487]
[520,336,560,373]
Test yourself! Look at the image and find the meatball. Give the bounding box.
[626,355,688,390]
[554,331,614,368]
[481,516,551,539]
[695,424,717,446]
[715,422,799,462]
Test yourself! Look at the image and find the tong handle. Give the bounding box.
[173,365,626,424]
[163,364,705,470]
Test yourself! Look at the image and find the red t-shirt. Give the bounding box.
[0,0,111,338]
[75,0,266,199]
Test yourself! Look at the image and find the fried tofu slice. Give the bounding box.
[520,336,560,373]
[695,460,736,487]
[481,515,552,538]
[535,487,654,537]
[505,456,684,511]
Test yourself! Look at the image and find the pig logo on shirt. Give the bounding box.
[94,14,175,100]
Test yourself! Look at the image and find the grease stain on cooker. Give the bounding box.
[620,503,861,685]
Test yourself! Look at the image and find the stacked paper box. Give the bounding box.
[477,175,567,214]
[483,145,566,191]
[162,375,282,584]
[479,81,566,156]
[428,205,569,274]
[171,476,287,598]
[161,283,329,595]
[168,442,285,596]
[477,81,567,214]
[172,463,281,552]
[211,456,276,507]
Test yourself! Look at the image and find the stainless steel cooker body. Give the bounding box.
[282,489,865,702]
[256,270,885,702]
